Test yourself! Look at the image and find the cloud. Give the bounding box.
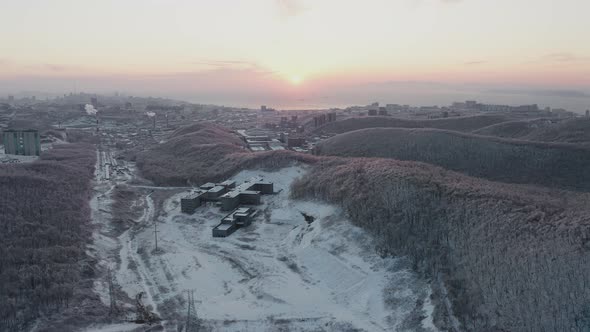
[276,0,307,18]
[42,64,70,72]
[190,59,256,69]
[463,60,487,65]
[487,88,590,98]
[189,59,276,76]
[541,53,590,63]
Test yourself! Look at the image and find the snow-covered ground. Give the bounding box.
[86,164,437,332]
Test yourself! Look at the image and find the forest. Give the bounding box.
[135,123,316,186]
[314,127,590,192]
[313,114,513,135]
[473,117,590,143]
[290,158,590,331]
[133,121,590,331]
[0,144,98,331]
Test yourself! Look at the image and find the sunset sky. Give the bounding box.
[1,0,589,109]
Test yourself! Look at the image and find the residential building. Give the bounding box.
[2,129,41,156]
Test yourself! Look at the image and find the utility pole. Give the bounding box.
[153,218,159,252]
[186,290,191,332]
[107,267,118,315]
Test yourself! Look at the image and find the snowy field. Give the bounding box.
[87,161,437,331]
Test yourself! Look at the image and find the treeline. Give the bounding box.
[313,114,513,135]
[315,127,590,192]
[0,144,97,331]
[474,117,590,144]
[290,158,590,331]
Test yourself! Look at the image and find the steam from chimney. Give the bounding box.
[85,104,98,116]
[146,111,156,117]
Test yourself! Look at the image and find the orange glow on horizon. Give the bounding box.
[289,75,303,85]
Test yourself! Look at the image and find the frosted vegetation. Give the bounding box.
[314,127,590,191]
[0,143,98,331]
[290,158,590,331]
[136,123,315,186]
[135,122,590,331]
[473,117,590,144]
[2,116,589,331]
[313,114,513,135]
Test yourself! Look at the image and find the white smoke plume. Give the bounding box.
[85,104,98,116]
[146,112,156,117]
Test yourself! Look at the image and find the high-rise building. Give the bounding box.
[2,129,41,156]
[313,114,328,127]
[7,95,14,102]
[586,110,589,118]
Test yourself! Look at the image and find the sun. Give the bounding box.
[289,74,303,85]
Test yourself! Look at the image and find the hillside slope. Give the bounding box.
[291,158,590,332]
[135,122,590,331]
[313,114,513,134]
[474,117,590,144]
[0,144,101,331]
[314,127,590,191]
[136,123,315,185]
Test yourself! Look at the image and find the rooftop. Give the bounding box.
[208,186,226,193]
[215,222,233,231]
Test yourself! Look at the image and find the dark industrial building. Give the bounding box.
[180,179,267,214]
[220,179,274,211]
[200,182,216,190]
[181,193,203,214]
[203,185,228,200]
[2,129,41,156]
[181,178,273,237]
[212,207,257,237]
[219,180,236,189]
[248,181,274,194]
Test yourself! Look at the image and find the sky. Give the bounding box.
[1,0,589,110]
